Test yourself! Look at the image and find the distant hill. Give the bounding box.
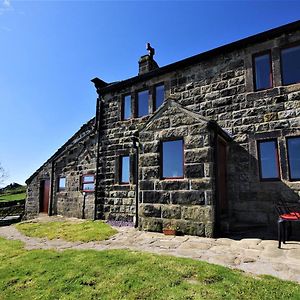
[0,183,23,193]
[0,183,26,202]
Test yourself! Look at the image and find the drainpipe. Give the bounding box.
[132,135,139,228]
[94,95,102,220]
[213,132,219,238]
[82,192,86,219]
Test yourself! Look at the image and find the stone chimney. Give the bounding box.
[138,43,159,75]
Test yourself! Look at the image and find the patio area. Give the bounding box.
[0,215,299,283]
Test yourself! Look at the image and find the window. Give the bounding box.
[253,52,272,91]
[120,156,130,184]
[122,95,131,120]
[137,90,149,117]
[257,140,280,180]
[287,137,300,181]
[82,175,95,192]
[58,177,66,191]
[281,45,300,85]
[154,84,164,110]
[162,139,183,178]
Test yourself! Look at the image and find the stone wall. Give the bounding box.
[25,119,97,219]
[97,27,300,231]
[25,162,52,219]
[53,131,97,219]
[138,101,216,236]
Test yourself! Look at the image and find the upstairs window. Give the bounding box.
[58,177,66,191]
[82,175,95,192]
[120,155,130,184]
[287,137,300,181]
[162,139,183,179]
[253,52,273,91]
[154,84,164,110]
[257,140,280,181]
[281,45,300,85]
[122,95,131,120]
[137,90,149,117]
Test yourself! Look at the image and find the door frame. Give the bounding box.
[39,179,50,214]
[214,135,228,236]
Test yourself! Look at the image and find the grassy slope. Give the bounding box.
[0,186,26,202]
[15,221,118,242]
[0,192,26,202]
[0,237,299,300]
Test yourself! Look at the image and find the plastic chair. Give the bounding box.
[275,199,300,248]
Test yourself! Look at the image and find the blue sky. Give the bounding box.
[0,0,299,186]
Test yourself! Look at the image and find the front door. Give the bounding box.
[40,179,50,213]
[217,137,228,215]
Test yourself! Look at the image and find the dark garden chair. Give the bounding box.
[275,199,300,248]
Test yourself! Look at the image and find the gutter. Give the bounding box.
[94,96,102,220]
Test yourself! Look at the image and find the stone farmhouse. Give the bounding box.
[26,21,300,237]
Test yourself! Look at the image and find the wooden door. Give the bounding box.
[40,180,50,213]
[217,137,228,214]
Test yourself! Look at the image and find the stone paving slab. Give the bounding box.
[0,217,300,283]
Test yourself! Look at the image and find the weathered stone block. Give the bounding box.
[161,205,181,219]
[140,154,159,167]
[181,206,212,221]
[156,180,189,191]
[141,217,163,232]
[140,204,161,218]
[189,124,207,135]
[175,220,205,236]
[185,148,211,163]
[139,180,154,190]
[158,127,188,139]
[147,117,170,130]
[185,136,204,149]
[171,191,205,205]
[143,142,159,153]
[185,164,204,178]
[190,179,211,190]
[205,222,214,238]
[143,191,170,204]
[142,167,159,180]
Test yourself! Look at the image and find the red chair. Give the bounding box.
[275,200,300,248]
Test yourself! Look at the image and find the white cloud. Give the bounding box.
[0,0,13,14]
[3,0,11,8]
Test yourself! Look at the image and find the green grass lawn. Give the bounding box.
[0,192,26,202]
[0,185,26,202]
[0,237,299,300]
[15,220,118,242]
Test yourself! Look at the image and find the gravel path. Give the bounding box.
[0,217,299,283]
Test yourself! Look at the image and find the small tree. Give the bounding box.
[0,163,8,188]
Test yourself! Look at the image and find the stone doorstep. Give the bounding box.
[177,241,213,251]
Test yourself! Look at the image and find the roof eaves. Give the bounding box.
[98,20,300,94]
[25,117,96,184]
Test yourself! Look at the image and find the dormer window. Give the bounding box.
[122,95,131,120]
[154,84,164,111]
[137,90,149,117]
[253,52,273,91]
[281,45,300,85]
